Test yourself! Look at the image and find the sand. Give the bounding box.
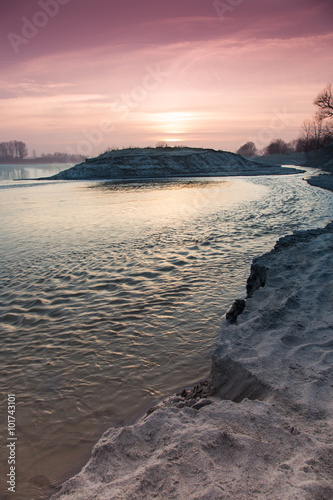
[51,221,333,500]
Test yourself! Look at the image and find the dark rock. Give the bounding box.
[192,399,214,410]
[146,405,159,416]
[246,264,268,298]
[185,399,197,407]
[183,380,212,400]
[171,397,182,404]
[226,299,246,323]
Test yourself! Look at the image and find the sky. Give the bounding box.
[0,0,332,156]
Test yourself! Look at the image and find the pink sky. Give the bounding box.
[1,0,332,156]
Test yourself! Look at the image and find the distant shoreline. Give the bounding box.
[0,159,75,165]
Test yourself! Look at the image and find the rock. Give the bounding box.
[246,264,268,297]
[192,399,214,410]
[185,399,197,407]
[226,299,246,323]
[146,405,160,416]
[178,389,187,398]
[171,397,182,404]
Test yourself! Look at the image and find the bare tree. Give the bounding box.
[7,141,15,158]
[0,142,8,159]
[237,141,257,157]
[15,141,28,159]
[314,83,333,119]
[0,140,28,160]
[299,119,316,152]
[298,115,333,152]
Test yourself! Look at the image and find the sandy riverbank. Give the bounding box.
[51,219,333,500]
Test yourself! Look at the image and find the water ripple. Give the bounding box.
[0,173,333,498]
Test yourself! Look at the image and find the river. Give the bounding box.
[0,164,332,499]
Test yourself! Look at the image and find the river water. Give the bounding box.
[0,164,333,499]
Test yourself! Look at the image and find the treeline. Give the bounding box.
[39,152,84,163]
[0,140,28,160]
[238,83,333,157]
[0,142,84,163]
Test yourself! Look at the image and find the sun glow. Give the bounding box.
[151,111,199,135]
[156,112,195,123]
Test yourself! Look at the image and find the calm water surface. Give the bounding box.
[0,163,72,181]
[0,165,333,499]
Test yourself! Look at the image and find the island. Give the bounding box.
[45,147,302,180]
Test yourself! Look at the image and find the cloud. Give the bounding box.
[0,79,75,98]
[1,0,332,67]
[0,0,331,153]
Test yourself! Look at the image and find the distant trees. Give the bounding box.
[263,139,293,155]
[0,143,84,163]
[294,83,333,153]
[0,140,28,160]
[235,139,296,157]
[238,83,333,157]
[236,141,257,157]
[40,152,84,163]
[17,141,28,158]
[314,83,333,120]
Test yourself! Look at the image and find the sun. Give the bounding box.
[152,112,196,135]
[147,111,204,144]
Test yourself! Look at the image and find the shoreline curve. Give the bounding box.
[51,220,333,500]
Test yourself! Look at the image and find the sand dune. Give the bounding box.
[52,222,333,499]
